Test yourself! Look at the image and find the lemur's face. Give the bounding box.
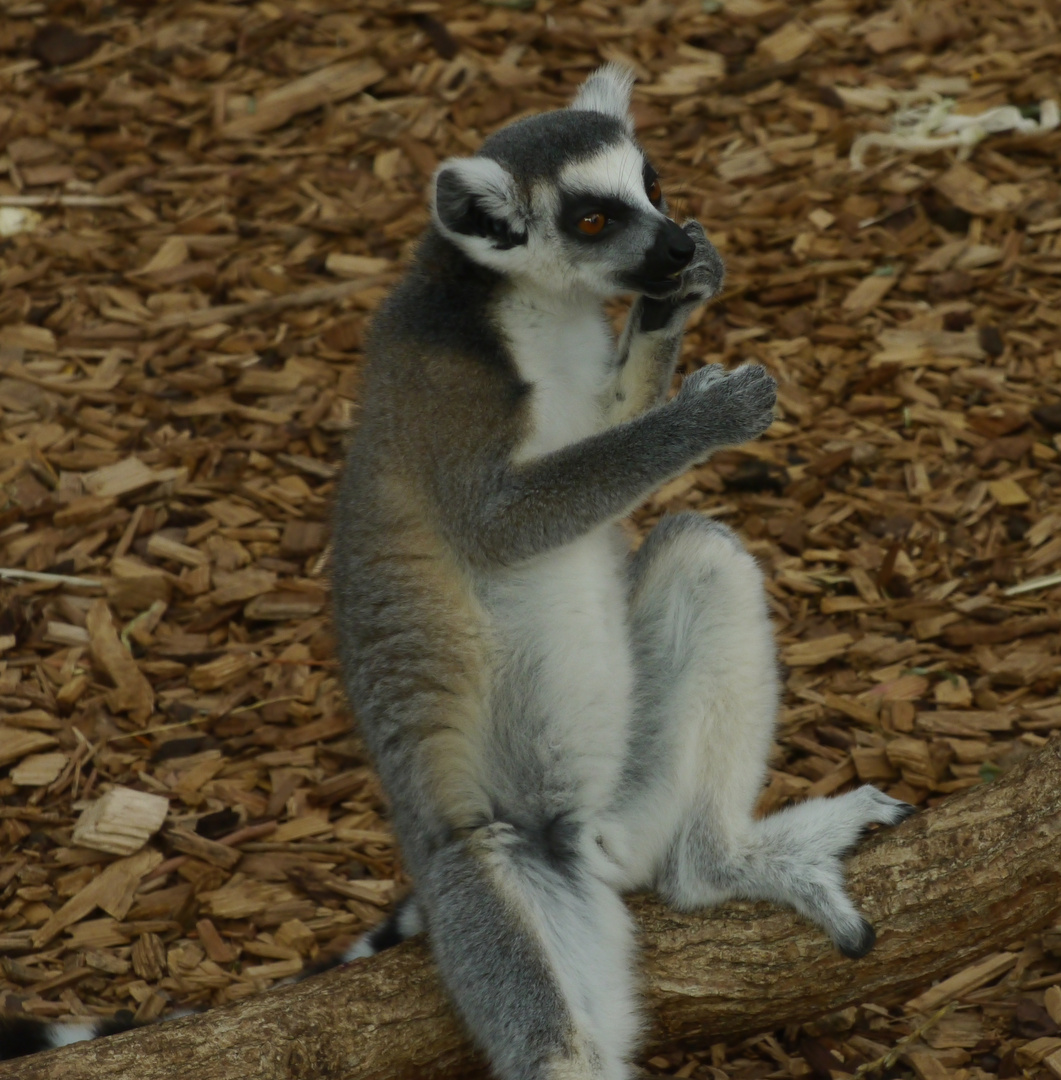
[547,138,696,299]
[430,64,722,303]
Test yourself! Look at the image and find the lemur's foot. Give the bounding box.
[843,784,918,848]
[768,785,915,959]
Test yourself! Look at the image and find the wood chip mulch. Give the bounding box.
[1,0,1060,1077]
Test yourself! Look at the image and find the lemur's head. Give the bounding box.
[431,64,709,301]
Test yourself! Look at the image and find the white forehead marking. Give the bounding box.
[558,141,649,207]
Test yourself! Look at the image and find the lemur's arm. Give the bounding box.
[607,220,725,424]
[607,300,686,423]
[448,362,775,567]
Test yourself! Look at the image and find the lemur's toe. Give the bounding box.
[837,918,876,960]
[873,798,916,829]
[855,785,917,827]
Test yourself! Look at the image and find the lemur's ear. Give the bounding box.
[432,157,527,249]
[570,62,635,133]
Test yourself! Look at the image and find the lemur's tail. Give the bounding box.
[341,892,424,961]
[1,1013,145,1060]
[0,896,422,1061]
[281,893,423,982]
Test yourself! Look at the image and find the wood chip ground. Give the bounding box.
[1,0,1060,1077]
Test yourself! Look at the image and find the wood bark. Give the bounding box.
[4,739,1059,1080]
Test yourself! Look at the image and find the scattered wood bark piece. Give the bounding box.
[31,849,163,950]
[0,729,58,768]
[85,599,155,724]
[219,59,387,138]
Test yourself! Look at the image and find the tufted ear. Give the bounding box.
[569,62,635,132]
[431,156,527,249]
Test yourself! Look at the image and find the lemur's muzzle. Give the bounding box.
[628,218,696,296]
[648,219,696,276]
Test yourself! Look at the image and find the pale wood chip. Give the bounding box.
[83,457,162,498]
[906,952,1019,1013]
[199,879,298,919]
[757,20,816,62]
[86,598,155,723]
[10,751,68,786]
[146,533,209,568]
[33,848,163,947]
[73,786,170,855]
[783,633,854,667]
[0,726,59,767]
[220,58,386,137]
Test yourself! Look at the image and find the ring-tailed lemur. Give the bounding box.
[0,64,913,1071]
[327,62,912,1079]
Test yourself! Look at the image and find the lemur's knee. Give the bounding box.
[637,511,739,559]
[631,514,769,655]
[634,513,759,589]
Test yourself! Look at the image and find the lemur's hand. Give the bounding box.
[639,219,724,333]
[674,219,725,307]
[676,362,777,447]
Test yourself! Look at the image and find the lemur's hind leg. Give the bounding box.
[605,513,913,958]
[420,823,640,1080]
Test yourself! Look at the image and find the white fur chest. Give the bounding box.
[498,291,614,461]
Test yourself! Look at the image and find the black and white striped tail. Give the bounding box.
[343,893,424,961]
[274,893,423,987]
[0,1013,138,1060]
[0,896,421,1061]
[297,892,424,979]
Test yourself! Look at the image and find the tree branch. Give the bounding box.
[4,740,1059,1080]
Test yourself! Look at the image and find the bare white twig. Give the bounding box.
[1004,571,1061,597]
[0,194,133,208]
[0,567,104,589]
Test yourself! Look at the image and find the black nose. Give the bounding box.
[643,219,695,280]
[664,220,695,266]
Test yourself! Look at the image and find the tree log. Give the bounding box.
[4,740,1059,1080]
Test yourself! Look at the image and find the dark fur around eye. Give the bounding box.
[559,192,634,239]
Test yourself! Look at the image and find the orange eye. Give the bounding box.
[647,178,662,204]
[577,212,607,235]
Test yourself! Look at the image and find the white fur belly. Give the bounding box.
[486,528,633,810]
